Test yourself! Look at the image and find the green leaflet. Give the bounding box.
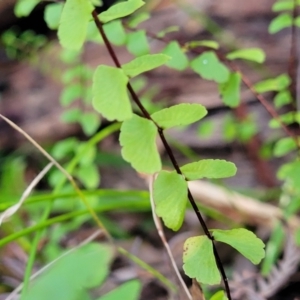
[219,72,241,108]
[273,137,298,157]
[191,51,230,83]
[99,0,145,23]
[188,40,219,50]
[269,112,295,128]
[60,100,78,113]
[128,12,150,28]
[44,3,63,30]
[272,0,296,12]
[103,20,127,46]
[122,54,170,78]
[151,103,207,129]
[126,30,149,56]
[226,48,265,63]
[157,26,179,38]
[274,90,292,108]
[269,13,292,34]
[254,74,291,93]
[120,114,161,174]
[75,164,100,189]
[23,243,114,300]
[198,120,215,137]
[58,0,93,50]
[212,228,265,264]
[153,171,188,231]
[261,222,285,275]
[97,280,141,300]
[14,0,40,17]
[180,159,237,181]
[79,112,101,136]
[52,138,78,160]
[60,84,82,106]
[278,161,300,192]
[183,236,221,285]
[210,291,228,300]
[92,65,132,121]
[162,41,189,71]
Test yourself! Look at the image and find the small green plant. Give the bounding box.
[3,0,300,299]
[54,1,266,299]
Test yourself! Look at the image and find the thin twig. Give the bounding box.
[91,10,232,299]
[149,174,193,300]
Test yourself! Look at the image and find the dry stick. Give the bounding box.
[91,10,232,300]
[149,175,193,300]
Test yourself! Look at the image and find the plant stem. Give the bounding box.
[92,10,232,299]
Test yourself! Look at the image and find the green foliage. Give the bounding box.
[80,112,101,136]
[122,54,170,78]
[98,0,145,23]
[104,20,127,46]
[254,74,291,93]
[261,222,285,275]
[274,90,292,108]
[120,114,161,174]
[278,161,300,193]
[14,0,40,17]
[191,51,230,83]
[210,291,228,300]
[92,65,132,121]
[153,171,188,230]
[157,26,179,38]
[180,159,237,180]
[269,13,292,34]
[1,29,46,60]
[226,48,265,63]
[183,236,221,284]
[198,120,215,137]
[162,41,189,70]
[273,137,298,157]
[151,103,207,129]
[272,0,300,11]
[44,3,63,30]
[127,12,150,28]
[219,72,241,107]
[58,0,93,50]
[23,243,114,300]
[97,280,141,300]
[212,229,265,264]
[75,164,100,189]
[5,0,277,297]
[188,40,219,49]
[0,157,26,203]
[126,30,150,56]
[60,84,82,106]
